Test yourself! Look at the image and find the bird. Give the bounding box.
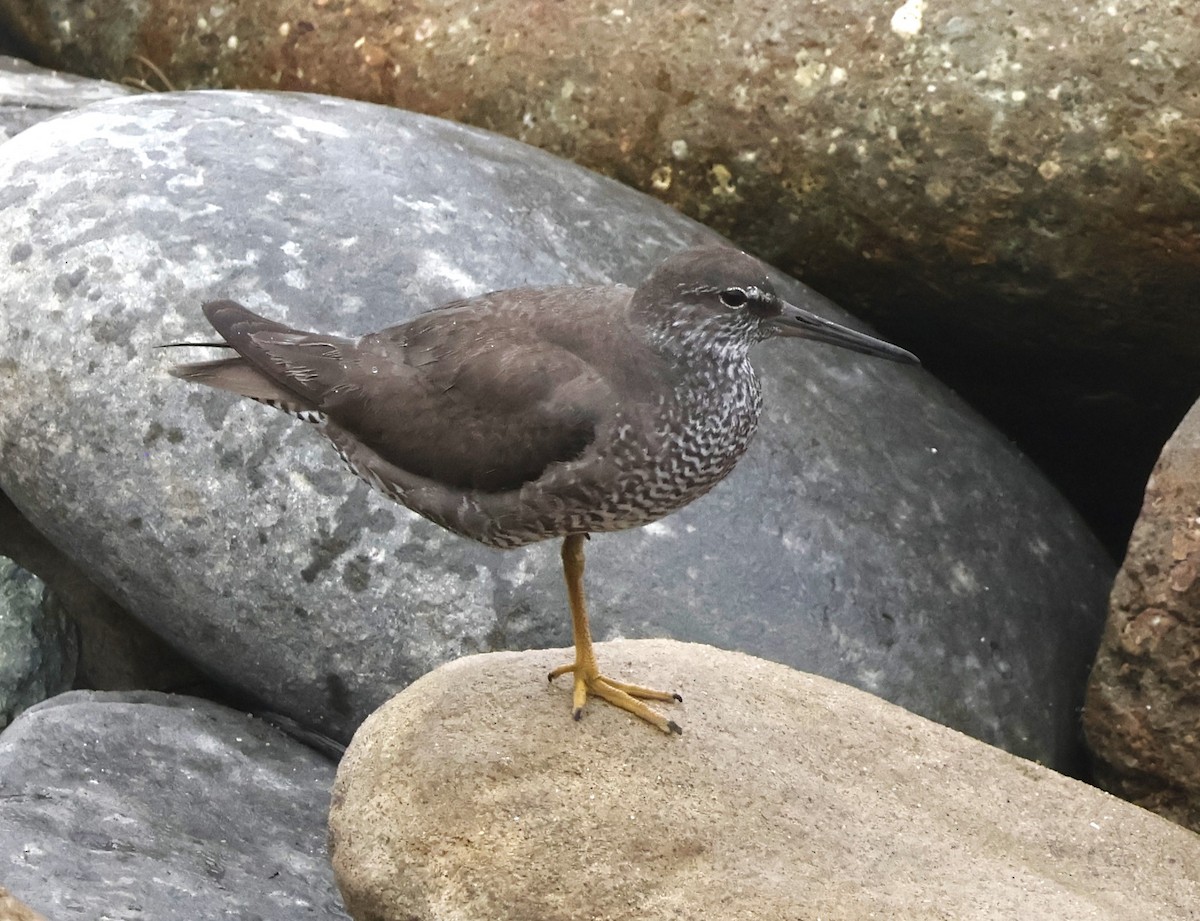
[167,245,918,734]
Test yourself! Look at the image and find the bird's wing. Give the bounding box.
[331,304,614,492]
[182,298,615,493]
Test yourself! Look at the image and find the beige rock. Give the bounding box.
[331,640,1200,921]
[1085,400,1200,833]
[0,887,49,921]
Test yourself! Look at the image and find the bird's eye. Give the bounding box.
[719,288,749,309]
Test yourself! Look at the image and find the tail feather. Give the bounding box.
[169,356,317,413]
[158,340,231,349]
[166,299,349,420]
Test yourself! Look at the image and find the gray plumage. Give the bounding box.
[170,246,916,550]
[170,245,918,733]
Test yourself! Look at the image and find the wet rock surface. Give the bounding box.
[0,558,76,728]
[0,690,348,920]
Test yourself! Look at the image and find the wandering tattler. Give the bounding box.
[169,245,917,734]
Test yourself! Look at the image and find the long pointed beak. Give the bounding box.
[771,300,919,365]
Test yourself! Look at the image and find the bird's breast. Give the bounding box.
[657,365,763,489]
[595,364,762,525]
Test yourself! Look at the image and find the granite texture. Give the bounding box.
[1085,399,1200,832]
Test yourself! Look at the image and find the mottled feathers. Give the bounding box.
[167,246,907,548]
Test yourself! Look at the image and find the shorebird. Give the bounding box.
[169,245,917,733]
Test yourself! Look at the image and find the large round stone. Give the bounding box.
[3,1,1194,550]
[330,642,1200,921]
[0,690,347,919]
[0,90,1109,767]
[0,53,130,142]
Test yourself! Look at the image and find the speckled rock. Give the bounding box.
[0,90,1110,769]
[0,54,151,706]
[0,53,130,142]
[1084,400,1200,833]
[0,485,203,695]
[0,690,348,920]
[3,2,1196,551]
[0,557,75,728]
[330,641,1200,921]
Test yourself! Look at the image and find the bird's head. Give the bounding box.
[631,245,918,366]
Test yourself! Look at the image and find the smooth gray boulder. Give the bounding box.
[0,557,75,727]
[0,54,131,142]
[0,690,348,920]
[4,0,1194,554]
[0,90,1111,767]
[0,482,204,695]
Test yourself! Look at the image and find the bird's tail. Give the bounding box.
[168,356,308,408]
[164,300,331,418]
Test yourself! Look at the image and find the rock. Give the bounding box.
[0,488,203,695]
[330,641,1200,921]
[0,888,48,921]
[0,557,75,727]
[2,3,1195,552]
[0,690,348,920]
[1084,400,1200,832]
[0,54,131,142]
[0,89,1110,768]
[0,56,182,699]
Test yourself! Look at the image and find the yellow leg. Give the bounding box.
[547,534,682,734]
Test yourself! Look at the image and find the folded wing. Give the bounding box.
[170,299,611,492]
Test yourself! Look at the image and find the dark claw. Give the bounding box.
[547,672,554,683]
[667,720,683,735]
[672,693,683,702]
[573,708,583,721]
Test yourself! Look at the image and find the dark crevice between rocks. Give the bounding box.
[0,487,345,761]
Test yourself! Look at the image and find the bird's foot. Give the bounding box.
[548,661,683,734]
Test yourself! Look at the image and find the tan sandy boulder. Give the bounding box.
[0,887,49,921]
[331,640,1200,921]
